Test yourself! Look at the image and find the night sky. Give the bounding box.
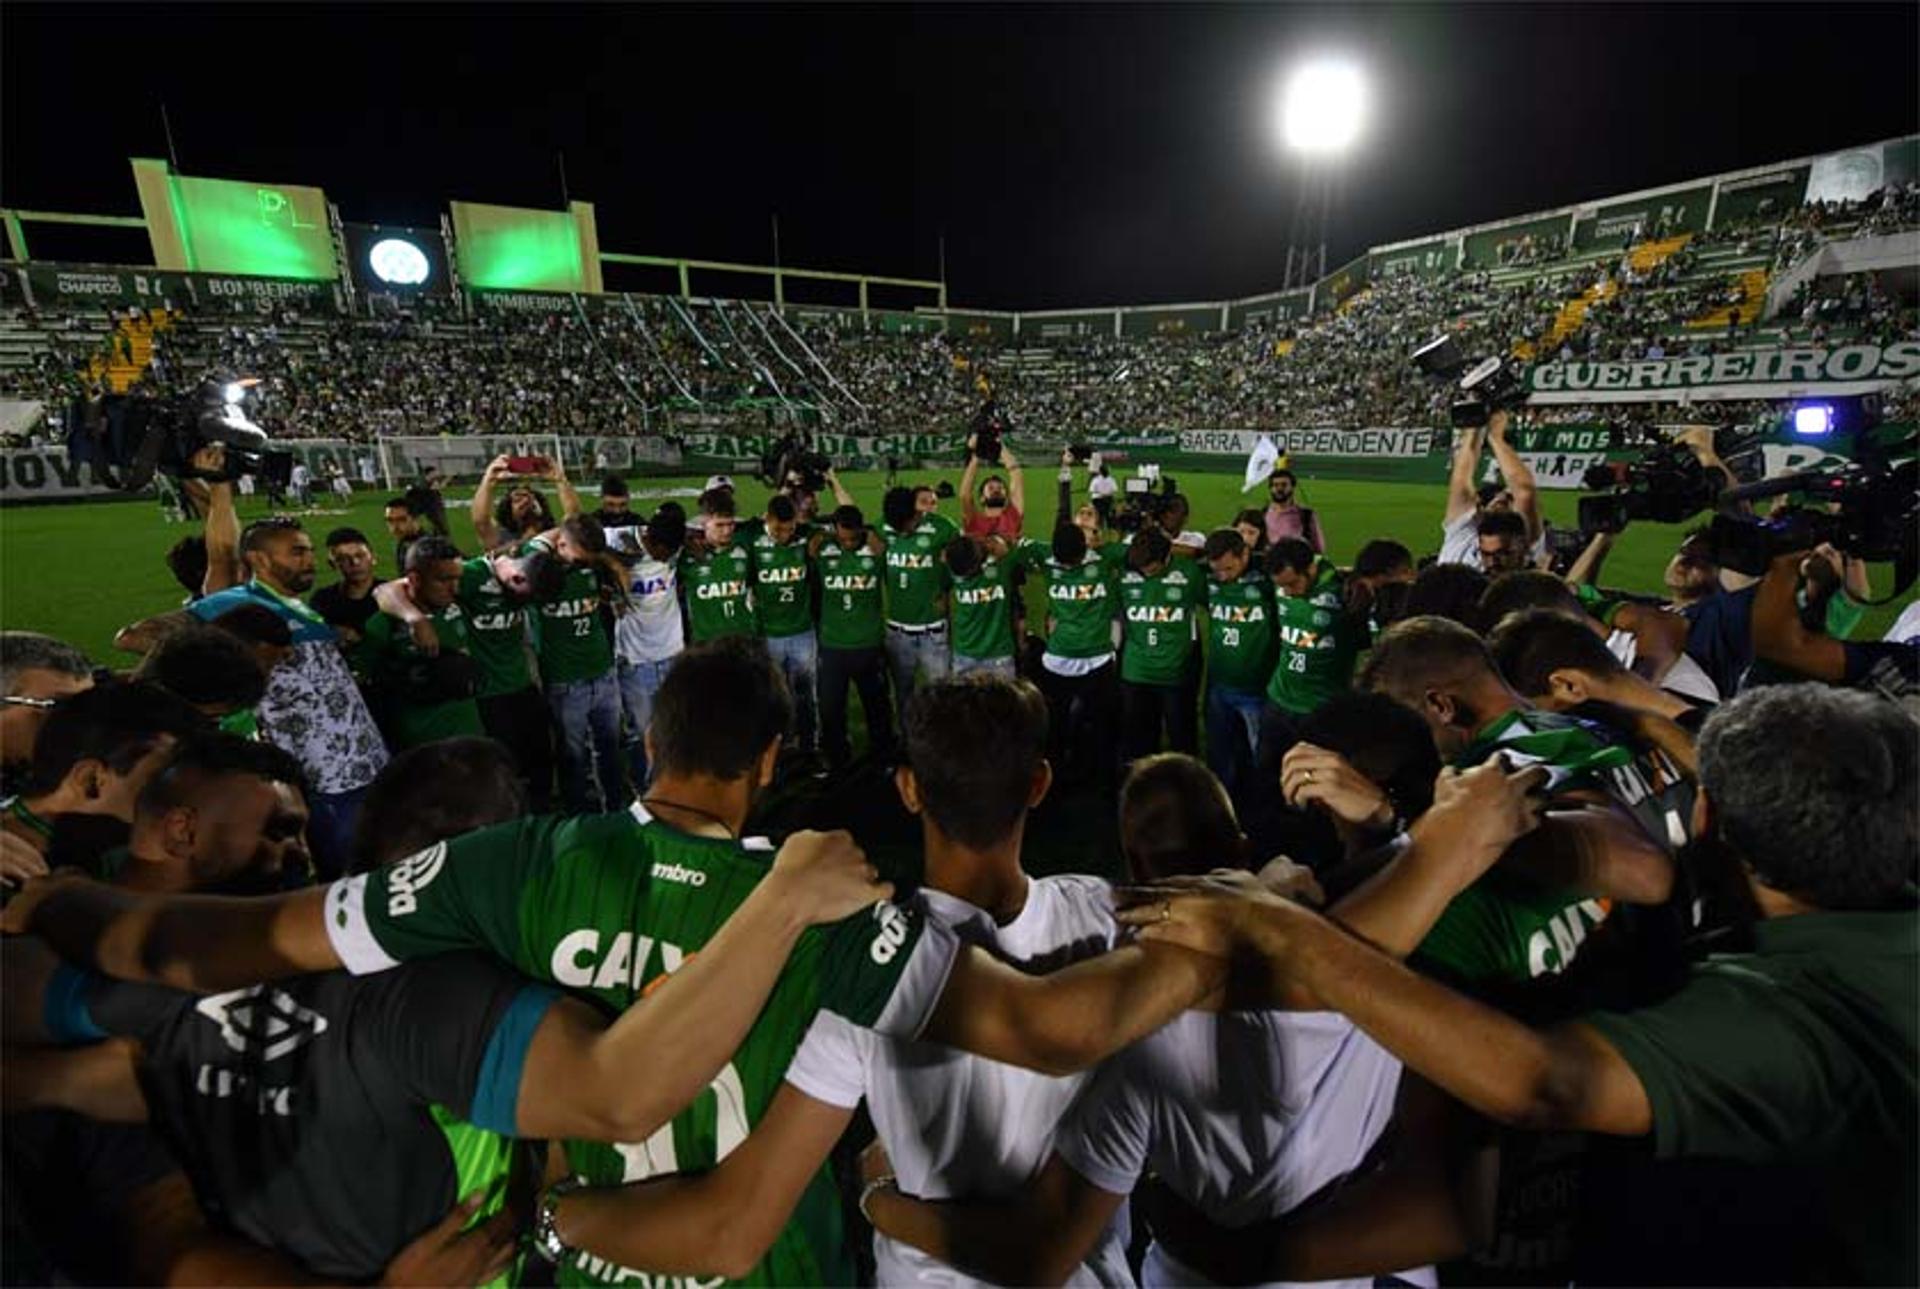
[4,3,1915,310]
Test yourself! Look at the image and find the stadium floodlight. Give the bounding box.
[369,237,432,287]
[1278,59,1367,155]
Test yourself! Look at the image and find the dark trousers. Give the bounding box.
[1121,675,1200,763]
[818,645,895,769]
[1039,660,1119,788]
[479,685,556,812]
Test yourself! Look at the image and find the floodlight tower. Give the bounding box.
[1276,59,1367,290]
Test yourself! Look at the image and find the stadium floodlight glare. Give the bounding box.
[369,237,432,286]
[1278,59,1367,155]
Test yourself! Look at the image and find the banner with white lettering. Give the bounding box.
[1527,342,1920,403]
[1178,427,1437,458]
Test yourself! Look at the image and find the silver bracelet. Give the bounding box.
[858,1174,898,1225]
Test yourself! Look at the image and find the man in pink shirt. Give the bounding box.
[1262,468,1326,552]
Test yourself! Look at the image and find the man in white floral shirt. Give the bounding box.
[188,516,388,877]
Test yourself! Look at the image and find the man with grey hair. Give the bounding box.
[0,632,94,795]
[1131,682,1918,1285]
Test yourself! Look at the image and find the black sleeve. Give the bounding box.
[345,952,561,1135]
[45,967,192,1049]
[1843,639,1920,688]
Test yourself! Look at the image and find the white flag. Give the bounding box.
[1244,435,1281,492]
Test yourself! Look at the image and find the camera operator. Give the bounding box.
[1753,547,1919,701]
[961,437,1026,541]
[1438,410,1543,571]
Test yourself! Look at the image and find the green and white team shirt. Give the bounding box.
[1119,566,1202,686]
[359,606,486,749]
[745,525,817,640]
[322,805,958,1287]
[1265,564,1364,716]
[949,543,1030,663]
[1203,571,1277,693]
[879,514,958,628]
[456,558,535,698]
[680,542,757,643]
[817,542,886,651]
[533,563,614,686]
[1417,710,1642,987]
[1026,542,1128,671]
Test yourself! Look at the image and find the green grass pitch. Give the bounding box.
[2,469,1911,664]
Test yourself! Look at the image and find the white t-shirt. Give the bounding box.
[1885,599,1920,645]
[784,876,1126,1288]
[1055,1009,1425,1289]
[1089,474,1118,501]
[606,529,684,664]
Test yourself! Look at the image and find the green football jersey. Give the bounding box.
[533,564,614,685]
[949,550,1022,661]
[880,514,957,627]
[1203,571,1277,692]
[747,526,816,639]
[680,543,757,643]
[323,806,940,1287]
[1119,566,1202,686]
[816,541,885,650]
[456,557,533,698]
[1029,542,1127,660]
[360,607,486,750]
[1266,564,1365,716]
[1417,709,1640,986]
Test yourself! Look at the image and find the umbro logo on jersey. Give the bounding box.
[868,902,911,965]
[386,841,447,918]
[650,861,709,888]
[196,986,330,1063]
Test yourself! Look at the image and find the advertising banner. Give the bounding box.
[1527,342,1920,402]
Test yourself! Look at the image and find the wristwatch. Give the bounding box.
[531,1176,586,1265]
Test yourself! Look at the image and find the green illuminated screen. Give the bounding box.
[450,201,585,291]
[170,175,337,280]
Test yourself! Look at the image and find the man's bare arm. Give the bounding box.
[114,610,195,656]
[1485,411,1541,543]
[919,940,1227,1077]
[866,1153,1124,1287]
[549,1083,855,1280]
[470,457,507,549]
[1752,551,1847,682]
[2,876,339,991]
[517,831,890,1143]
[1445,427,1486,525]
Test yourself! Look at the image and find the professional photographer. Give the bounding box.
[1438,410,1543,571]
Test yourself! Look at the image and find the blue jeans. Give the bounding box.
[953,654,1016,679]
[1205,684,1268,800]
[617,658,675,787]
[885,624,951,727]
[548,672,624,814]
[763,630,820,752]
[309,783,369,880]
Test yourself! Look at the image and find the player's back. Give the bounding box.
[339,804,925,1286]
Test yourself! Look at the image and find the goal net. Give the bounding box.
[376,434,563,493]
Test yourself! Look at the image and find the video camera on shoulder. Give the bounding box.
[756,428,831,494]
[1411,334,1528,429]
[971,399,1007,463]
[90,374,292,494]
[1706,400,1917,592]
[1113,468,1176,534]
